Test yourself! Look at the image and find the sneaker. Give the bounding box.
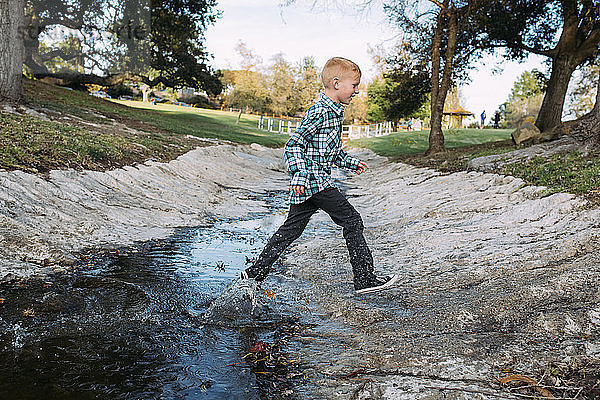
[355,274,399,294]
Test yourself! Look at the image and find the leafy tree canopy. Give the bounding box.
[25,0,222,95]
[508,69,548,101]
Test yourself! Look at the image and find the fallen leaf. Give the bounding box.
[23,308,35,317]
[498,374,554,398]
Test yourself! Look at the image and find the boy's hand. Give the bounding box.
[291,185,305,195]
[356,161,369,175]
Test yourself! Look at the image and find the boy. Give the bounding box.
[242,57,398,294]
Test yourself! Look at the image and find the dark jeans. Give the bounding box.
[245,187,376,288]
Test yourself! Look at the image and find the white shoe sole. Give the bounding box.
[356,274,399,294]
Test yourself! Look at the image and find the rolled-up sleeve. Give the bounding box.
[284,107,323,185]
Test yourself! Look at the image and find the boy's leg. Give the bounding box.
[310,187,377,288]
[244,200,318,281]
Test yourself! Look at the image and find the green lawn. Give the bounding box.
[0,79,290,173]
[24,80,288,148]
[111,100,288,147]
[348,128,513,157]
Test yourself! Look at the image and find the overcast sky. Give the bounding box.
[204,0,547,118]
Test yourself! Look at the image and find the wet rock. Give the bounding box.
[0,145,285,280]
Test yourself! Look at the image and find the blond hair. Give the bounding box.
[321,57,361,89]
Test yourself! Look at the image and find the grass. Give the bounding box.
[0,79,289,173]
[0,112,143,173]
[348,128,513,158]
[348,128,600,204]
[503,152,600,196]
[24,79,288,147]
[348,128,518,173]
[115,100,287,147]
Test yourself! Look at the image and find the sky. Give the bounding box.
[203,0,547,119]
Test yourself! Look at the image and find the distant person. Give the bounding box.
[480,110,486,129]
[241,57,398,294]
[407,118,413,131]
[494,111,500,129]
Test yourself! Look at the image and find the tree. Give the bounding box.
[15,0,222,97]
[384,68,430,121]
[38,35,84,74]
[499,69,548,128]
[366,77,387,122]
[565,73,600,146]
[235,40,263,72]
[0,0,24,101]
[567,59,599,118]
[385,0,487,154]
[562,64,600,145]
[268,53,298,116]
[509,70,548,101]
[295,56,322,112]
[221,42,268,112]
[475,0,600,133]
[223,70,270,113]
[344,84,368,123]
[148,0,222,95]
[364,43,430,123]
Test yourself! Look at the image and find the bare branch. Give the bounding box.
[509,42,557,58]
[428,0,445,9]
[576,28,600,60]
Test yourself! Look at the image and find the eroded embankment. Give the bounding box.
[282,149,600,399]
[1,144,599,399]
[0,143,287,281]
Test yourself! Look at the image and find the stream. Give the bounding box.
[0,189,343,399]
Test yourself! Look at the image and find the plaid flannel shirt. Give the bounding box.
[284,93,361,204]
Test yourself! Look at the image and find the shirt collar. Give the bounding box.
[319,93,345,116]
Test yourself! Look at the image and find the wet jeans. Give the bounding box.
[245,187,377,288]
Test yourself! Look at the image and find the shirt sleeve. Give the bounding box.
[284,106,323,187]
[334,149,361,171]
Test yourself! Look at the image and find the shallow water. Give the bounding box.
[0,190,307,399]
[0,177,377,399]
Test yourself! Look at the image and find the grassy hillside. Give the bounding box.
[0,79,288,174]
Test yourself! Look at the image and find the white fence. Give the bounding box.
[258,116,301,134]
[258,116,393,140]
[343,122,393,140]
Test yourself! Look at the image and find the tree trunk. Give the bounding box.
[427,4,457,155]
[535,53,578,133]
[427,5,446,154]
[0,0,24,102]
[141,84,151,103]
[567,76,600,148]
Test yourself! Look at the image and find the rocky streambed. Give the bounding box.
[1,143,599,399]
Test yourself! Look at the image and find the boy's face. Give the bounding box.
[332,73,360,105]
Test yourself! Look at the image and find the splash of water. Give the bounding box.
[203,278,263,323]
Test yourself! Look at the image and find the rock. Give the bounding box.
[512,118,559,145]
[512,121,541,144]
